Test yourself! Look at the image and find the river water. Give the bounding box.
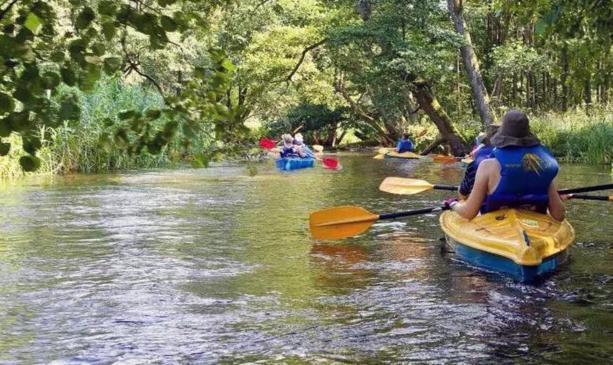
[0,154,611,364]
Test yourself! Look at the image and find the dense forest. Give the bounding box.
[0,0,611,178]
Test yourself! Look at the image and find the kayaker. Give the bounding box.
[445,110,566,221]
[279,134,303,158]
[458,125,499,199]
[293,133,315,158]
[395,133,414,153]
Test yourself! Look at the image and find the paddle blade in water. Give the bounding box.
[322,157,340,170]
[377,147,392,155]
[259,138,276,150]
[310,206,379,240]
[373,154,385,160]
[379,177,435,195]
[431,154,457,164]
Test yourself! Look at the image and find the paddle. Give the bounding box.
[310,205,447,240]
[322,157,341,170]
[379,177,613,196]
[259,138,277,150]
[568,194,613,201]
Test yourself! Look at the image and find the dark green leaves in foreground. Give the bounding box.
[0,0,235,172]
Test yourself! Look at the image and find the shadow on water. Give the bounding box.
[0,154,611,363]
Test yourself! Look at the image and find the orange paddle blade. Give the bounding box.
[431,154,457,164]
[379,177,435,195]
[310,206,379,240]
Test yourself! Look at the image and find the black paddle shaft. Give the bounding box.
[558,183,613,195]
[431,183,613,195]
[571,194,611,201]
[379,206,449,220]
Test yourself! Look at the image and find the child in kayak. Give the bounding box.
[446,110,566,221]
[293,133,315,159]
[395,133,414,153]
[279,134,303,158]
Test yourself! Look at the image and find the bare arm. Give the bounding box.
[451,160,493,219]
[547,181,566,221]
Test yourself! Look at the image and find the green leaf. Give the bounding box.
[0,142,10,156]
[61,67,77,86]
[160,16,178,32]
[41,71,61,89]
[157,0,177,6]
[19,155,41,172]
[0,118,11,137]
[13,86,33,104]
[102,21,116,41]
[98,1,117,16]
[24,13,42,34]
[0,93,14,114]
[76,7,96,30]
[103,56,122,74]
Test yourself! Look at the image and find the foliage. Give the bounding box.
[530,107,613,165]
[0,0,237,172]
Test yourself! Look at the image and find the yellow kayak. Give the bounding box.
[440,209,575,283]
[384,151,422,159]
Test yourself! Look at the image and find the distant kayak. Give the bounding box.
[276,157,315,171]
[440,208,575,283]
[384,151,422,159]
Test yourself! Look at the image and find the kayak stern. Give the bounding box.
[440,209,575,283]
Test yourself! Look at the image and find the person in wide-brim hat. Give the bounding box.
[443,109,566,222]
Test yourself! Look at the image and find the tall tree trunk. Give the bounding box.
[447,0,494,127]
[561,46,569,111]
[412,81,467,156]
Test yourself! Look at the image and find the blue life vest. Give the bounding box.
[280,145,299,158]
[396,139,414,153]
[473,145,494,165]
[293,143,315,158]
[483,144,558,214]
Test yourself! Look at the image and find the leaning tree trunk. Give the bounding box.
[447,0,494,127]
[412,82,467,156]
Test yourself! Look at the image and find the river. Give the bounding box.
[0,154,611,363]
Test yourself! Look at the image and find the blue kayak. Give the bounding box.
[276,157,315,171]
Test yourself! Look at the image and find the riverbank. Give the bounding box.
[1,106,611,180]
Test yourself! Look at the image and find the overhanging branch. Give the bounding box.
[286,38,328,82]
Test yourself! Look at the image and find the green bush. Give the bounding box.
[530,107,613,165]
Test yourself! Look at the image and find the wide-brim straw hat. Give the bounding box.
[491,110,540,148]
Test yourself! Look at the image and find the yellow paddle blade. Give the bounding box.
[377,147,392,155]
[310,206,379,240]
[379,177,435,195]
[312,145,324,153]
[461,157,474,164]
[373,153,385,160]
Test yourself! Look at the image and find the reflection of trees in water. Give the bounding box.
[309,243,373,294]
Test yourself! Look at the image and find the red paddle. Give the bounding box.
[322,157,341,170]
[259,138,277,150]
